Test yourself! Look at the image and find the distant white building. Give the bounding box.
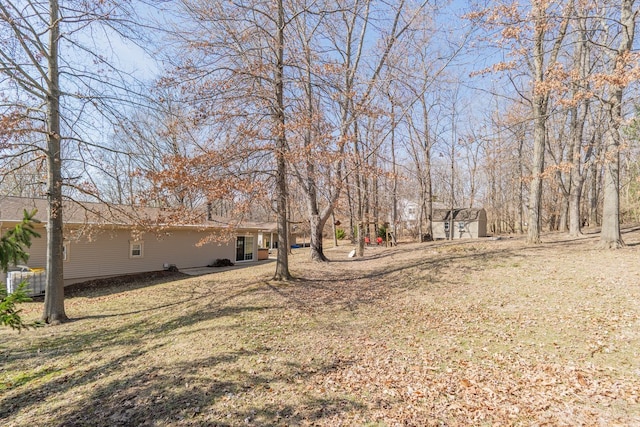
[397,200,451,227]
[399,200,419,226]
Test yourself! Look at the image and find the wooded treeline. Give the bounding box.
[1,1,639,321]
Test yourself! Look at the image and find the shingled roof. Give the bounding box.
[432,208,485,222]
[0,196,274,231]
[1,196,135,225]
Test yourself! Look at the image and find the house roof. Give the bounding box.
[432,208,485,222]
[0,196,275,232]
[1,196,135,225]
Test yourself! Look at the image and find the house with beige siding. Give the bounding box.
[1,196,274,287]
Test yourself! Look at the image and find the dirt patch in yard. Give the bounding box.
[1,227,640,426]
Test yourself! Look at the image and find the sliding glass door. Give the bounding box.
[235,236,254,262]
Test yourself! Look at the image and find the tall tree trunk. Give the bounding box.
[568,172,586,236]
[332,212,338,247]
[517,134,525,234]
[568,109,591,236]
[390,103,398,245]
[372,156,379,240]
[363,163,370,243]
[42,0,68,324]
[354,125,366,257]
[568,14,591,237]
[449,102,457,241]
[527,1,571,243]
[527,24,547,244]
[309,213,327,261]
[600,124,623,247]
[346,172,355,243]
[449,145,455,241]
[588,147,599,227]
[296,15,344,263]
[422,98,434,240]
[559,194,569,232]
[303,56,328,262]
[273,0,291,280]
[600,0,635,248]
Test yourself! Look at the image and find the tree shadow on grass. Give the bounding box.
[236,397,365,427]
[2,271,371,426]
[8,231,635,426]
[3,303,272,369]
[60,259,275,301]
[326,237,515,265]
[2,345,365,426]
[261,244,522,314]
[49,354,364,427]
[0,348,149,422]
[326,244,411,263]
[53,353,251,427]
[62,271,191,299]
[1,299,276,415]
[70,277,269,322]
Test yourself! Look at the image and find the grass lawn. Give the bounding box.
[1,228,640,426]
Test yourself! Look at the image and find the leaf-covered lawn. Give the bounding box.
[2,229,640,426]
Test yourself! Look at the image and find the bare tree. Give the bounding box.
[273,0,291,279]
[566,6,593,237]
[467,1,573,243]
[278,0,430,259]
[600,0,637,248]
[286,0,344,262]
[0,1,160,323]
[527,1,573,243]
[1,0,67,323]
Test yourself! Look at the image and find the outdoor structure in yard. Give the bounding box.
[432,208,488,240]
[396,200,451,238]
[0,196,274,288]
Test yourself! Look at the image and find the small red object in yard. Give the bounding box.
[376,237,383,245]
[365,237,370,245]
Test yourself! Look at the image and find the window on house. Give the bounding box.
[130,241,144,258]
[62,242,69,261]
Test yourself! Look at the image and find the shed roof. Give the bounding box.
[432,208,485,222]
